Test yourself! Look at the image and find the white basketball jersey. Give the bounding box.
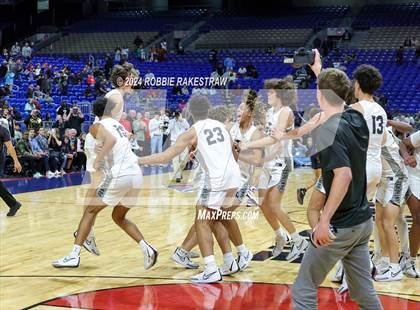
[381,127,408,178]
[358,100,388,160]
[230,122,257,181]
[264,106,293,168]
[99,117,140,178]
[192,119,241,191]
[94,88,124,122]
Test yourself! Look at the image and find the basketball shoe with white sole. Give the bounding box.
[191,268,222,284]
[220,259,240,276]
[402,257,420,278]
[143,243,158,270]
[286,237,308,262]
[52,254,80,268]
[374,265,403,282]
[331,260,344,283]
[237,249,253,271]
[171,247,199,269]
[73,231,100,256]
[272,232,288,257]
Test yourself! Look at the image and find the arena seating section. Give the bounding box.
[2,4,419,127]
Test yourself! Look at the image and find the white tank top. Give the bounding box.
[192,119,241,191]
[94,88,124,122]
[230,122,257,181]
[358,100,387,160]
[98,117,141,178]
[264,106,294,168]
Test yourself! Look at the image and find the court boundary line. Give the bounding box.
[8,275,419,309]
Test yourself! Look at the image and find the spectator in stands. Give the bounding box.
[11,107,21,122]
[245,64,258,79]
[28,129,52,178]
[403,37,412,47]
[64,105,84,135]
[238,66,247,77]
[127,109,137,124]
[144,69,155,81]
[24,109,42,131]
[396,46,404,65]
[35,128,60,177]
[56,101,70,116]
[13,123,22,141]
[142,111,151,155]
[53,114,66,138]
[119,112,132,133]
[133,35,143,49]
[5,72,15,92]
[223,55,235,71]
[59,72,68,95]
[48,128,66,175]
[114,47,122,63]
[0,61,8,84]
[169,111,190,182]
[132,112,147,156]
[104,54,113,79]
[149,113,163,155]
[16,131,40,177]
[2,49,9,61]
[208,49,218,69]
[24,99,36,112]
[21,42,32,59]
[67,129,86,171]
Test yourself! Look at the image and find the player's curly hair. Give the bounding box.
[110,62,136,87]
[352,64,383,95]
[209,105,232,123]
[243,89,265,126]
[264,75,297,109]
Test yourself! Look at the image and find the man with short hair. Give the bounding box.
[292,51,383,310]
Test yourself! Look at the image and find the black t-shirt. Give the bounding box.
[0,125,11,148]
[313,108,371,228]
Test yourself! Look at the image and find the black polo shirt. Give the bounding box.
[0,125,11,148]
[313,108,371,228]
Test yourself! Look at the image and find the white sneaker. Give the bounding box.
[191,268,222,284]
[402,258,420,278]
[245,187,259,207]
[187,250,200,259]
[52,254,80,268]
[73,231,100,256]
[375,258,389,275]
[337,274,349,294]
[143,243,158,270]
[54,170,60,177]
[237,249,253,271]
[272,232,288,257]
[33,172,42,178]
[171,247,199,269]
[331,261,344,283]
[220,259,239,276]
[374,265,403,282]
[286,237,308,262]
[46,171,55,178]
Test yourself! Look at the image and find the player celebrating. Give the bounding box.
[74,63,137,256]
[139,94,242,283]
[400,129,420,278]
[240,77,308,261]
[52,97,157,269]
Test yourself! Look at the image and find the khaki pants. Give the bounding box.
[172,143,188,179]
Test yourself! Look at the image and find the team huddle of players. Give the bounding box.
[51,56,419,286]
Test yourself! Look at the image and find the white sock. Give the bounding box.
[223,252,234,265]
[71,245,81,256]
[236,244,248,255]
[290,232,300,242]
[139,239,150,253]
[382,256,390,265]
[203,255,217,270]
[390,263,400,270]
[275,228,285,238]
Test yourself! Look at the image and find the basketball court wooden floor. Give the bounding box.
[0,168,419,309]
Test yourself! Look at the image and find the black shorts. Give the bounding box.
[310,154,321,170]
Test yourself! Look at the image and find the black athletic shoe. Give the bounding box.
[7,202,22,217]
[296,188,307,205]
